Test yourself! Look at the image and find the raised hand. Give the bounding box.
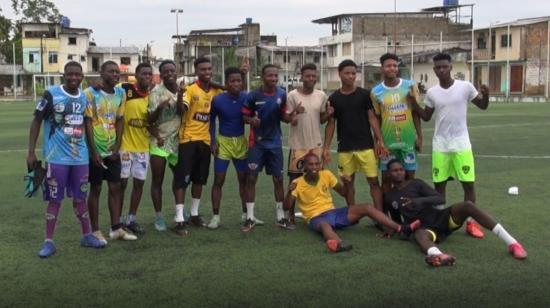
[295,102,305,114]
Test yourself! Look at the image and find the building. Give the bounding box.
[312,3,474,91]
[473,16,550,99]
[175,18,276,76]
[87,46,140,74]
[21,22,91,74]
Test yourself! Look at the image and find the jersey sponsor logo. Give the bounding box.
[128,118,147,128]
[193,112,210,122]
[65,114,84,125]
[387,102,407,113]
[391,200,399,210]
[73,127,83,137]
[54,103,65,113]
[63,127,74,135]
[255,101,266,105]
[391,114,407,122]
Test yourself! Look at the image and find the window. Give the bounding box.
[80,55,86,62]
[120,57,131,65]
[342,42,351,56]
[314,53,320,63]
[501,34,512,47]
[48,51,58,64]
[29,52,35,63]
[68,54,74,60]
[68,37,77,45]
[477,36,487,49]
[327,44,337,57]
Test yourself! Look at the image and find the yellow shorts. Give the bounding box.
[337,149,378,178]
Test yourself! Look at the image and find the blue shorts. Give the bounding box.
[309,207,354,231]
[214,157,248,173]
[380,148,417,172]
[246,144,283,177]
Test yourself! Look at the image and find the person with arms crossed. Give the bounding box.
[148,60,185,233]
[27,61,106,258]
[384,159,527,266]
[84,60,136,243]
[119,62,154,234]
[409,53,489,238]
[285,63,330,224]
[282,154,418,252]
[323,59,388,213]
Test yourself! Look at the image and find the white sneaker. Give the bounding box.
[207,215,221,230]
[241,213,265,226]
[109,228,138,241]
[93,230,108,245]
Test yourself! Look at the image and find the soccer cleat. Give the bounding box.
[80,233,107,249]
[154,216,167,232]
[109,228,138,241]
[207,216,221,230]
[38,241,56,258]
[188,215,206,227]
[93,230,108,245]
[126,221,146,235]
[172,222,189,237]
[241,213,265,226]
[466,221,485,238]
[276,218,296,230]
[240,218,256,233]
[425,253,456,267]
[326,239,353,253]
[508,242,528,260]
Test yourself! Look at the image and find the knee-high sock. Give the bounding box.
[73,199,91,235]
[45,201,61,240]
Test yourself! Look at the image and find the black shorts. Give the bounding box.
[423,208,462,243]
[174,141,211,188]
[89,157,121,185]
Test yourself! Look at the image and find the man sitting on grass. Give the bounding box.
[384,159,527,266]
[281,153,417,252]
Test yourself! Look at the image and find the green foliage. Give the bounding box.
[11,0,60,23]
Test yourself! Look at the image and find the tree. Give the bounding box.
[11,0,60,23]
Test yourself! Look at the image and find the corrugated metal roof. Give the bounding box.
[87,46,140,54]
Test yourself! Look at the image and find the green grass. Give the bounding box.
[1,101,549,307]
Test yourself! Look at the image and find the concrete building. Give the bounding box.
[312,3,474,91]
[473,16,550,100]
[87,46,140,74]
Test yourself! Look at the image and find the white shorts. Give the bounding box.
[120,151,149,180]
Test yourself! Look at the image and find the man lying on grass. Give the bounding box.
[281,153,418,252]
[384,159,527,267]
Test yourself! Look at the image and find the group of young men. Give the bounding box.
[27,51,527,266]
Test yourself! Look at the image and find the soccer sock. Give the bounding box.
[246,202,255,220]
[275,202,284,221]
[73,199,91,235]
[127,214,136,224]
[492,223,517,246]
[111,223,123,231]
[191,198,200,216]
[427,246,443,256]
[45,201,61,240]
[284,210,290,220]
[213,208,220,215]
[175,204,185,222]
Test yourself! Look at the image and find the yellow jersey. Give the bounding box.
[291,170,338,222]
[179,82,223,144]
[119,83,149,152]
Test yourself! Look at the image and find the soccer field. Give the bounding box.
[1,101,549,307]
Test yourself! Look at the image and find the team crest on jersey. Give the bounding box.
[392,201,399,210]
[192,95,200,102]
[404,153,415,164]
[433,168,439,177]
[54,103,65,113]
[462,165,470,174]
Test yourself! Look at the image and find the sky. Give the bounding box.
[2,0,549,59]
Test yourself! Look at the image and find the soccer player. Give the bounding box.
[119,62,154,234]
[371,53,422,190]
[384,159,527,266]
[282,153,417,252]
[172,57,223,234]
[323,59,387,211]
[148,60,185,233]
[241,64,288,232]
[409,53,490,238]
[286,63,330,223]
[84,60,136,243]
[27,61,106,258]
[207,67,249,229]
